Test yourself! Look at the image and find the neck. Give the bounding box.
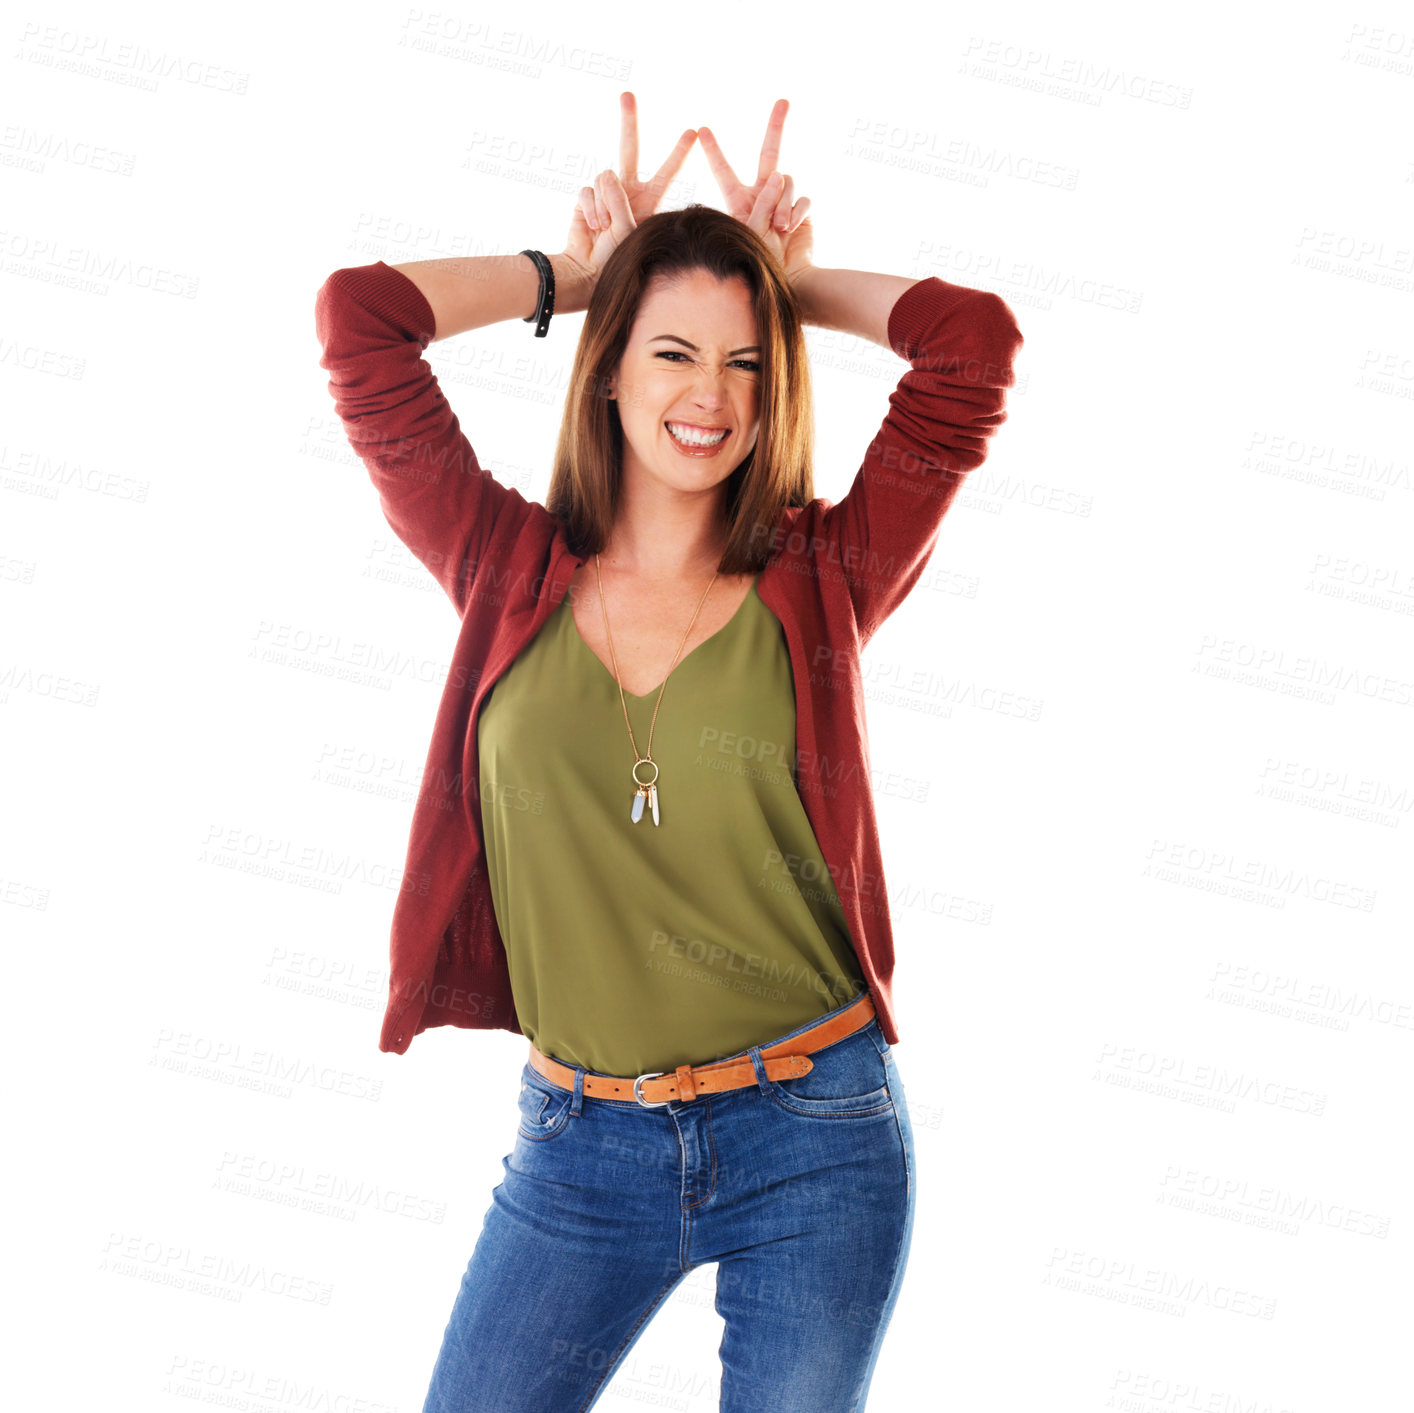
[599,474,732,580]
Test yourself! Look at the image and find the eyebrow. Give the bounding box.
[648,335,762,356]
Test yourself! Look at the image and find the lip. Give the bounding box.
[664,420,731,456]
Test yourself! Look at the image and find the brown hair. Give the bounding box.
[544,203,813,575]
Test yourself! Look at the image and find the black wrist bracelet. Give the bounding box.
[519,249,555,337]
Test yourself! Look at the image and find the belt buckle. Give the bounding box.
[633,1070,669,1108]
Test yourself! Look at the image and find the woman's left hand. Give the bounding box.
[697,99,814,285]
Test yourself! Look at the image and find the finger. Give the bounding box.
[579,185,600,231]
[747,171,784,231]
[599,170,635,230]
[754,98,789,187]
[589,179,609,232]
[619,90,639,184]
[646,128,698,200]
[773,173,795,229]
[788,196,811,230]
[696,125,742,195]
[567,202,592,258]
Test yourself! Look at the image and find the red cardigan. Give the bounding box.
[314,260,1022,1056]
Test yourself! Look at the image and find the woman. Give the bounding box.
[315,93,1022,1411]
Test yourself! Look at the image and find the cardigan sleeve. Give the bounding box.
[820,276,1023,643]
[314,260,526,616]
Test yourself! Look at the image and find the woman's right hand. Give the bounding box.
[557,91,697,310]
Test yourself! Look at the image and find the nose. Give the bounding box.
[688,364,731,410]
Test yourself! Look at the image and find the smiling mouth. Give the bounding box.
[665,421,730,449]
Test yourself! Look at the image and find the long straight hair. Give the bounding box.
[544,204,814,575]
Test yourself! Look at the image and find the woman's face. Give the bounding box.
[609,268,762,503]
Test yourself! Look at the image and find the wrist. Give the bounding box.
[789,264,825,323]
[549,251,593,316]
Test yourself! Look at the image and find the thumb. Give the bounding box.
[597,170,635,234]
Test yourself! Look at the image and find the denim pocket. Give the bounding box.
[516,1066,575,1141]
[764,1024,894,1119]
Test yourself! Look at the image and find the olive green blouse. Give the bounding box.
[475,575,867,1076]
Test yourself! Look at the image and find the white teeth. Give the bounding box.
[666,421,728,447]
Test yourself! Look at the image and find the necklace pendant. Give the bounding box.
[631,785,647,824]
[649,781,659,826]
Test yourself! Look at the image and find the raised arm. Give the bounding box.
[800,265,1023,641]
[388,250,593,341]
[313,257,546,615]
[314,93,695,616]
[697,103,1023,641]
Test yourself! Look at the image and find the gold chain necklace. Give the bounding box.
[594,551,718,827]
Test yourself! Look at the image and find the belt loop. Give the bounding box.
[571,1065,584,1116]
[674,1063,698,1104]
[747,1045,770,1092]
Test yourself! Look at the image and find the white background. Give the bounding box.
[5,2,1411,1409]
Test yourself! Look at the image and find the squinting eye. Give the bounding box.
[653,351,761,372]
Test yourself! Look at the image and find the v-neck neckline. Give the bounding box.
[565,575,760,701]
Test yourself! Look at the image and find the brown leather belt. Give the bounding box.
[528,992,877,1108]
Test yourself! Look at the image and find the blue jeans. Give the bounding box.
[421,995,917,1411]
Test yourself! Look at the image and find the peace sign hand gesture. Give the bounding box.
[697,99,814,285]
[561,92,697,303]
